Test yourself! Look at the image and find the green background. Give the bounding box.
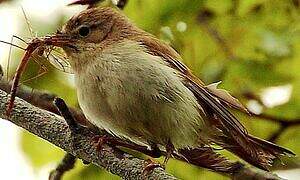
[2,0,300,179]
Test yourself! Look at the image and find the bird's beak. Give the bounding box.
[42,33,73,47]
[43,33,78,51]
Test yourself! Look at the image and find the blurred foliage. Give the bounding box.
[3,0,300,179]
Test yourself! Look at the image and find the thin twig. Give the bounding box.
[0,0,10,4]
[242,91,265,107]
[197,10,236,61]
[54,97,79,131]
[49,153,77,180]
[267,125,288,143]
[242,92,300,126]
[0,65,3,80]
[49,99,78,180]
[241,91,300,142]
[232,166,284,180]
[250,113,300,127]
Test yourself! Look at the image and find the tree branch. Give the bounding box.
[0,0,11,4]
[0,65,3,80]
[250,113,300,127]
[0,89,176,180]
[49,153,77,180]
[241,91,300,142]
[49,98,79,180]
[232,166,284,180]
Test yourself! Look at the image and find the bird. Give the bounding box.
[55,6,294,172]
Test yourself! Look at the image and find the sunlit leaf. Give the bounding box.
[21,131,65,169]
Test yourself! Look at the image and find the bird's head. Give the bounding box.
[61,7,139,54]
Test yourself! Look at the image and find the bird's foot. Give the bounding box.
[148,143,162,158]
[142,158,164,176]
[92,134,110,151]
[162,140,175,167]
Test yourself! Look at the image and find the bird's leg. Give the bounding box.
[143,140,175,175]
[91,133,163,158]
[142,142,163,175]
[142,143,163,174]
[146,142,162,158]
[162,140,175,168]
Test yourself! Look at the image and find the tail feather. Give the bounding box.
[185,80,294,170]
[178,147,243,173]
[217,134,295,170]
[249,135,295,156]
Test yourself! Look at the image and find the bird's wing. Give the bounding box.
[137,35,248,139]
[137,35,247,112]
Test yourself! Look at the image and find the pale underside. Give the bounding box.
[72,40,211,149]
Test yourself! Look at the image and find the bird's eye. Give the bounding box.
[78,26,90,37]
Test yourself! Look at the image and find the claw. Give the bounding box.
[92,134,109,151]
[142,159,163,176]
[162,140,175,167]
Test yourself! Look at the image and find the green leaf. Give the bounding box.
[223,59,292,93]
[21,131,65,169]
[257,30,291,58]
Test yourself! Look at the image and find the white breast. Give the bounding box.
[73,40,207,148]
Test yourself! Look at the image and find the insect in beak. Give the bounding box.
[5,33,74,117]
